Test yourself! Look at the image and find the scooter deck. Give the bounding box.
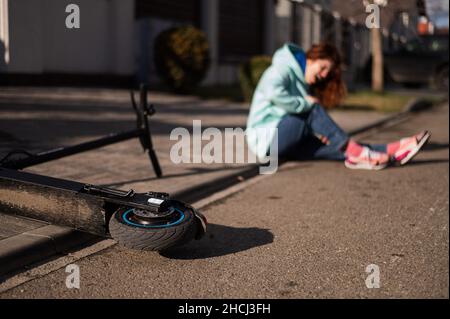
[0,168,168,236]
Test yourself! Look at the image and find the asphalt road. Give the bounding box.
[1,103,448,299]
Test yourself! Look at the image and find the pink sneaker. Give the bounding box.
[390,131,431,165]
[345,147,390,170]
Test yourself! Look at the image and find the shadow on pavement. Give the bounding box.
[160,223,273,260]
[99,166,241,187]
[401,159,449,166]
[422,142,449,151]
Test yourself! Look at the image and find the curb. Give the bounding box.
[0,98,436,278]
[347,97,431,136]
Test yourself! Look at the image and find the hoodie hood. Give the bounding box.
[271,43,308,86]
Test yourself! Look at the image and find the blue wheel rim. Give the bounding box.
[121,207,186,229]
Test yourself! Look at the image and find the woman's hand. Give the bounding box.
[306,95,319,105]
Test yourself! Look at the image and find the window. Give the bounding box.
[218,0,265,62]
[135,0,201,25]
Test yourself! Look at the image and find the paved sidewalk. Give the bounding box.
[0,87,421,277]
[2,101,447,298]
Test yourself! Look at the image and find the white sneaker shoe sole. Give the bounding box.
[344,160,388,170]
[398,131,431,166]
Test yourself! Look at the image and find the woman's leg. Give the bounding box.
[273,105,428,169]
[274,104,389,161]
[304,104,350,152]
[275,105,350,161]
[275,114,310,159]
[302,105,395,160]
[291,104,350,160]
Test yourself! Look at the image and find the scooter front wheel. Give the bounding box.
[108,202,202,251]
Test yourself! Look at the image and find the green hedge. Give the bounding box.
[238,55,272,102]
[154,26,210,93]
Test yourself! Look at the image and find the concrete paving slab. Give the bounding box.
[0,214,48,240]
[0,225,98,278]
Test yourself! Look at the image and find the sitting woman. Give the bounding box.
[246,42,430,170]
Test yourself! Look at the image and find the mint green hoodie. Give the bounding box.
[246,43,313,160]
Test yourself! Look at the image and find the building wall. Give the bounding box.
[4,0,134,75]
[6,0,44,73]
[1,0,276,86]
[1,0,381,87]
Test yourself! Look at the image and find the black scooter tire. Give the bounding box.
[109,204,198,251]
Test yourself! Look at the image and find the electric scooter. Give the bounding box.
[0,85,207,251]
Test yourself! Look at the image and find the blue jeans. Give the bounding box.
[273,104,387,161]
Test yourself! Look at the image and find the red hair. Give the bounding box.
[306,42,347,109]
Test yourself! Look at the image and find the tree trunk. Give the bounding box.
[371,27,384,93]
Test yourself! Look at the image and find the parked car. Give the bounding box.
[384,34,449,90]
